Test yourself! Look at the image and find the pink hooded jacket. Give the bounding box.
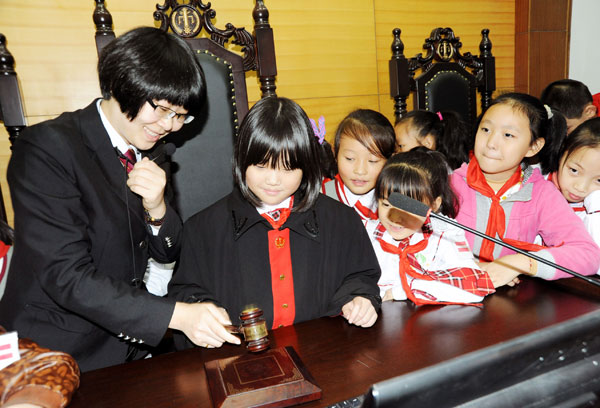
[450,163,600,280]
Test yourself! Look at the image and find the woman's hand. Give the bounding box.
[169,302,241,348]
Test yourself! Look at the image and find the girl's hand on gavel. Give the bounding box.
[170,302,241,348]
[342,296,378,328]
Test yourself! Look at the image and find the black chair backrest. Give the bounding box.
[389,27,495,129]
[0,33,26,147]
[93,0,277,221]
[0,33,28,222]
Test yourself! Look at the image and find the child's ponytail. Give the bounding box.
[539,105,567,174]
[396,110,470,169]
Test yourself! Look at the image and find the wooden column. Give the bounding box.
[515,0,571,97]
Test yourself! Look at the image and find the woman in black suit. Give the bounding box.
[0,27,239,372]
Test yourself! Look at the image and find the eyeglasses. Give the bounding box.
[146,99,194,124]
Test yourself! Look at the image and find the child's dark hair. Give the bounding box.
[233,97,322,212]
[319,139,338,179]
[334,109,396,159]
[0,219,13,246]
[485,92,567,174]
[540,79,593,119]
[396,110,470,169]
[375,147,458,218]
[558,117,600,167]
[98,27,206,120]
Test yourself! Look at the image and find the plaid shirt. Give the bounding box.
[367,217,495,304]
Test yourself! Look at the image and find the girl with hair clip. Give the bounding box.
[309,115,337,180]
[394,110,471,170]
[546,118,600,274]
[168,97,381,348]
[322,109,396,222]
[451,93,600,288]
[366,147,495,305]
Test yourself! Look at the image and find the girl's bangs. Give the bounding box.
[251,128,303,171]
[380,164,433,205]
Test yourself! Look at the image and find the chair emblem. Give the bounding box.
[170,5,201,38]
[437,40,454,61]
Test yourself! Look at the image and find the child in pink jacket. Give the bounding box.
[451,93,600,288]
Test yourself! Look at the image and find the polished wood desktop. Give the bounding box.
[70,277,600,407]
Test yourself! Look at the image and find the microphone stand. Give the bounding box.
[388,192,600,288]
[430,212,600,288]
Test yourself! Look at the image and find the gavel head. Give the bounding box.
[238,307,270,353]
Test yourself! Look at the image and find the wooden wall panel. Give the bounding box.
[514,0,571,97]
[0,0,516,224]
[529,31,569,97]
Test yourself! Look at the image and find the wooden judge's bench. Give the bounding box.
[70,277,600,407]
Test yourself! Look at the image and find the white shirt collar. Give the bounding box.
[343,184,376,209]
[257,197,292,215]
[96,99,141,161]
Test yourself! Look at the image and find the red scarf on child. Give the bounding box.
[333,174,378,220]
[0,241,9,287]
[377,219,494,306]
[466,158,546,261]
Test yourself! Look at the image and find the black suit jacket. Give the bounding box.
[0,101,180,372]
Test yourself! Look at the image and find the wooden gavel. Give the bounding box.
[225,307,270,352]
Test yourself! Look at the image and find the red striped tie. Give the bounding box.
[119,148,136,173]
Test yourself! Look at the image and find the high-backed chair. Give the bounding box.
[93,0,277,221]
[0,33,26,147]
[0,33,28,222]
[389,27,495,129]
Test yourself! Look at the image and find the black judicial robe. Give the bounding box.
[0,101,181,372]
[168,187,381,345]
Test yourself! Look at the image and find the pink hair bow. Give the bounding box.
[309,115,326,145]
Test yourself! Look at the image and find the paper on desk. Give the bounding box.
[0,331,20,370]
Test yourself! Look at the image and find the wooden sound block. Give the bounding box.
[204,346,322,408]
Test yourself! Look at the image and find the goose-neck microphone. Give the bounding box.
[387,192,600,288]
[148,142,175,164]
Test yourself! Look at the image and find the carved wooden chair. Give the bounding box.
[0,33,27,222]
[0,33,26,148]
[389,27,495,129]
[93,0,277,221]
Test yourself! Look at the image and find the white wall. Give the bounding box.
[569,0,600,94]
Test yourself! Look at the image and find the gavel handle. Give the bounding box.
[225,325,241,334]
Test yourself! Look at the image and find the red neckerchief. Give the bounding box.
[593,93,600,117]
[0,241,9,259]
[261,197,295,329]
[378,237,430,305]
[377,222,491,306]
[0,241,10,288]
[466,158,546,261]
[377,220,455,306]
[333,174,378,220]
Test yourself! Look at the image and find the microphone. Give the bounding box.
[148,142,175,164]
[387,192,600,288]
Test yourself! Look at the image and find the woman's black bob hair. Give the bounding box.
[233,97,323,212]
[98,27,206,120]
